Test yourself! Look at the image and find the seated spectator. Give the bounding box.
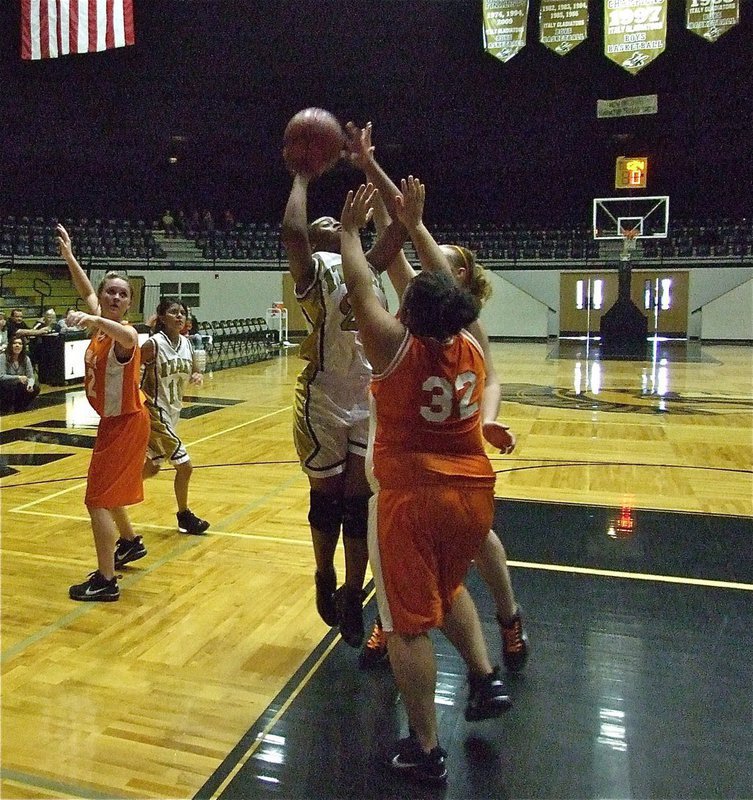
[34,308,61,334]
[0,336,40,413]
[175,209,187,234]
[8,309,50,356]
[181,308,203,350]
[0,312,7,354]
[223,209,236,231]
[58,307,85,334]
[202,210,215,232]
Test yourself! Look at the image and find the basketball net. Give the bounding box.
[620,227,638,261]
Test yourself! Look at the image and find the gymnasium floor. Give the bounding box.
[1,340,751,800]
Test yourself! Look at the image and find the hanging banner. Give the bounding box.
[686,0,739,42]
[604,0,668,75]
[597,94,658,118]
[483,0,529,63]
[540,0,589,55]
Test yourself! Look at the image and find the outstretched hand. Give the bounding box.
[343,121,375,171]
[394,176,425,231]
[482,422,516,454]
[340,183,378,232]
[66,310,97,331]
[56,223,74,260]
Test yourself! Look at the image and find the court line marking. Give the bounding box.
[9,479,87,512]
[7,508,315,547]
[183,404,293,446]
[508,559,753,591]
[204,587,376,800]
[7,511,751,588]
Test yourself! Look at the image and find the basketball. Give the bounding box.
[283,107,345,177]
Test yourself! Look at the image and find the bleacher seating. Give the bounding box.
[1,212,751,267]
[0,215,165,261]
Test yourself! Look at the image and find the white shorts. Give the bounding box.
[293,379,369,478]
[146,403,190,466]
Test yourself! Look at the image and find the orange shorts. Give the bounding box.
[368,483,494,635]
[85,407,150,509]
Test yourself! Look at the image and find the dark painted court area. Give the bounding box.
[197,499,753,800]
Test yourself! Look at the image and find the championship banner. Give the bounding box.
[597,94,658,118]
[483,0,529,63]
[686,0,739,42]
[539,0,588,55]
[604,0,668,75]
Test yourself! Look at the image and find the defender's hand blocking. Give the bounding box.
[340,183,378,232]
[394,176,425,231]
[482,421,517,454]
[344,121,375,171]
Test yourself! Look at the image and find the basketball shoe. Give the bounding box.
[386,735,448,785]
[465,666,513,721]
[499,609,529,673]
[114,535,147,568]
[177,509,210,535]
[358,616,389,669]
[69,571,120,602]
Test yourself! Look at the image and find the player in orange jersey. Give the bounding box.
[57,225,150,601]
[347,122,529,675]
[338,180,511,786]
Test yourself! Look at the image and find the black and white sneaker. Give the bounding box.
[387,735,448,785]
[114,535,147,568]
[69,571,120,602]
[177,509,210,535]
[465,666,513,721]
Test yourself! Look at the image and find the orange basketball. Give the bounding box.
[283,108,345,177]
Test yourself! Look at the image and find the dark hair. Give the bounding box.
[8,336,28,362]
[402,271,480,340]
[154,297,187,334]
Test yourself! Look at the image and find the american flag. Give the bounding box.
[21,0,135,60]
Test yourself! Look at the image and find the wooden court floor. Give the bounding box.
[1,341,751,799]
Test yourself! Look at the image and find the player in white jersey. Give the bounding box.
[139,298,209,540]
[282,133,407,649]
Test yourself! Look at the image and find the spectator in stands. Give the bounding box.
[58,307,84,334]
[34,308,61,334]
[201,210,215,232]
[188,210,201,234]
[161,210,177,238]
[222,209,236,231]
[175,209,188,234]
[7,309,50,363]
[0,336,40,413]
[0,312,7,354]
[181,308,203,350]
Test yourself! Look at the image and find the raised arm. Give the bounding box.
[344,121,407,274]
[56,224,99,313]
[280,173,316,290]
[339,184,405,373]
[394,177,454,280]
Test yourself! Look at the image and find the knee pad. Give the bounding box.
[342,494,370,540]
[308,490,343,537]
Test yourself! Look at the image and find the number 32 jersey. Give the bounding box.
[367,328,495,490]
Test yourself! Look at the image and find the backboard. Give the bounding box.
[593,196,669,239]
